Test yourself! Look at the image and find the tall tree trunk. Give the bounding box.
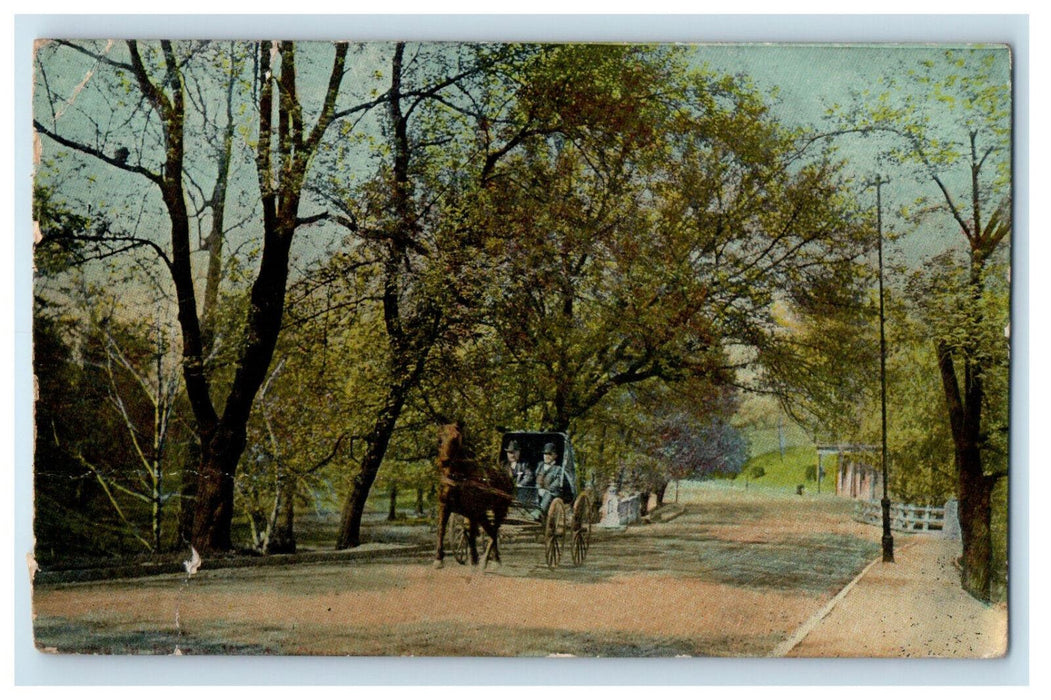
[188,41,348,553]
[333,43,438,550]
[269,479,297,554]
[387,483,398,521]
[189,231,294,553]
[178,440,200,546]
[336,379,412,548]
[957,449,994,598]
[655,480,668,508]
[937,337,994,601]
[200,44,238,351]
[191,424,247,552]
[415,487,425,516]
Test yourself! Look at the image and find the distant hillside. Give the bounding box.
[743,422,813,459]
[735,445,837,494]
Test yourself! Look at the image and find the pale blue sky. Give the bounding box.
[30,40,1012,275]
[691,43,1012,261]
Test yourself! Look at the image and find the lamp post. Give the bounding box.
[874,174,894,563]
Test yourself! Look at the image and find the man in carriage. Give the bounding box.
[505,440,535,487]
[536,442,574,517]
[505,439,539,507]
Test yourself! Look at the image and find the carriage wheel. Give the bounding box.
[450,513,469,566]
[544,498,567,568]
[572,493,592,566]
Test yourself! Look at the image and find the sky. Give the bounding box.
[691,43,1012,262]
[30,39,1012,283]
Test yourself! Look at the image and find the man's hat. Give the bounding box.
[543,442,558,455]
[506,440,520,452]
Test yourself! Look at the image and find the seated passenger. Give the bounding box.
[506,440,535,487]
[537,442,573,515]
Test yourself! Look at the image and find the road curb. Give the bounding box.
[770,539,918,657]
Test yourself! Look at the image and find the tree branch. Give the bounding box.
[33,119,162,185]
[53,39,134,72]
[304,42,348,155]
[296,211,329,227]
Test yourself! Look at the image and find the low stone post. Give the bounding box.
[599,487,621,528]
[942,499,962,554]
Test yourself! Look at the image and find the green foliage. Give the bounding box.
[834,48,1011,601]
[33,190,192,558]
[739,447,836,493]
[34,293,191,559]
[761,266,879,444]
[882,302,957,506]
[33,185,93,275]
[473,49,870,440]
[33,41,1010,572]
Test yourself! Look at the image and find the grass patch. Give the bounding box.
[746,422,813,458]
[736,447,836,493]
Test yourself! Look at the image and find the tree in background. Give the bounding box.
[34,188,191,556]
[238,356,349,554]
[321,43,546,548]
[759,263,879,448]
[636,383,747,507]
[838,48,1011,601]
[483,56,871,447]
[72,290,184,553]
[34,40,375,553]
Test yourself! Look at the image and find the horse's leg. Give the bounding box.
[434,501,450,569]
[479,513,502,568]
[491,502,509,564]
[467,518,480,566]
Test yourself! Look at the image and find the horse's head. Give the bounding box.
[437,422,465,464]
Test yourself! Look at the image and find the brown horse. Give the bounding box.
[434,423,513,569]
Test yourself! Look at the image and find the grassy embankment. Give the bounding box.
[733,445,836,494]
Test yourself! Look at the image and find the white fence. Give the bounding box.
[853,500,956,534]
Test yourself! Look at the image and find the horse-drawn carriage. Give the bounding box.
[434,425,592,569]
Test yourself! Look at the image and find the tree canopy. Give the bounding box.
[33,40,1011,602]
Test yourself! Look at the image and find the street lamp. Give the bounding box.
[874,174,895,563]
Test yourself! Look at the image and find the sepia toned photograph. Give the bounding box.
[27,35,1012,660]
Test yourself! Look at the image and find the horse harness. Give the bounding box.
[439,460,513,500]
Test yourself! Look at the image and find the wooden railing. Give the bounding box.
[853,500,947,532]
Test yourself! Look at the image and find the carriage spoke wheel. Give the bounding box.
[572,494,592,566]
[450,513,469,566]
[544,498,567,568]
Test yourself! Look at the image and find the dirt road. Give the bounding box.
[31,483,997,657]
